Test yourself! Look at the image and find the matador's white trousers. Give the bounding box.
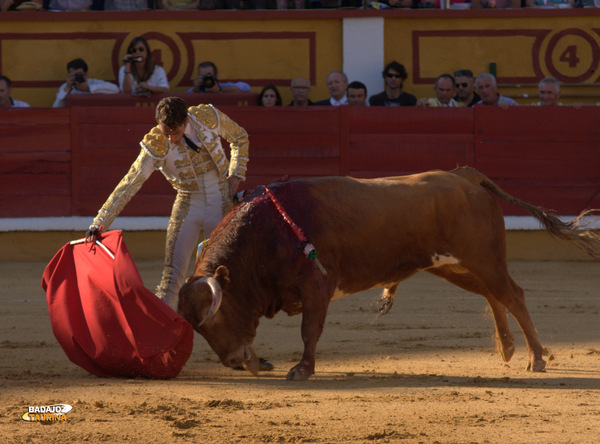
[156,170,224,311]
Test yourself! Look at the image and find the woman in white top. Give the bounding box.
[119,36,170,97]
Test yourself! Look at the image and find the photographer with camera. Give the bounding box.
[52,58,119,108]
[186,61,250,94]
[119,37,169,98]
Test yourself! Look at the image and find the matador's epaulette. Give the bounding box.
[141,126,169,158]
[188,104,218,130]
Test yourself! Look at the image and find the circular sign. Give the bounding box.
[545,29,600,83]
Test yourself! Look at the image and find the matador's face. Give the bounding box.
[159,117,188,145]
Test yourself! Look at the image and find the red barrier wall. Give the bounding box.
[1,106,599,219]
[1,109,72,217]
[66,92,259,108]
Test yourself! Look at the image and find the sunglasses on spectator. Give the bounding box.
[455,82,469,88]
[130,47,145,53]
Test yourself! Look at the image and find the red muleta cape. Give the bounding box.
[41,230,193,379]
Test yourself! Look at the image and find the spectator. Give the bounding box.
[347,81,368,106]
[271,0,304,7]
[289,77,313,106]
[532,77,583,108]
[475,73,518,109]
[104,0,149,9]
[314,71,349,106]
[534,77,563,106]
[0,75,30,108]
[526,0,574,6]
[453,69,480,107]
[395,0,436,7]
[368,0,401,8]
[417,74,463,108]
[53,58,119,108]
[197,0,239,8]
[119,37,169,97]
[223,0,240,6]
[47,0,92,9]
[157,0,199,9]
[0,0,42,10]
[471,0,520,7]
[369,61,417,107]
[258,84,282,106]
[186,61,251,94]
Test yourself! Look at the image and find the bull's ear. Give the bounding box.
[214,265,230,289]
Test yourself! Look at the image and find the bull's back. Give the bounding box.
[271,170,503,294]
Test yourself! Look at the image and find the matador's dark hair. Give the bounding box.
[155,97,188,129]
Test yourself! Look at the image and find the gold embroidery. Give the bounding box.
[92,150,155,230]
[141,127,169,157]
[214,108,249,180]
[167,179,199,192]
[179,170,195,181]
[156,192,191,298]
[92,106,248,241]
[189,105,218,129]
[174,158,191,169]
[220,180,233,215]
[194,163,213,176]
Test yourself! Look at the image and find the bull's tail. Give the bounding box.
[454,166,600,260]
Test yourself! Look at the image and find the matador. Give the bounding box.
[86,97,249,311]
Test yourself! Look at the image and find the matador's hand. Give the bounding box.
[227,176,240,198]
[85,226,99,243]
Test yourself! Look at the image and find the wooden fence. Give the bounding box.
[2,105,599,220]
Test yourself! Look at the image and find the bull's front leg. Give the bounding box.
[286,278,330,381]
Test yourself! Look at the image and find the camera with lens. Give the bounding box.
[200,74,217,91]
[74,72,85,84]
[124,55,143,63]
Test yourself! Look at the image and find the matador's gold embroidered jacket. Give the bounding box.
[90,104,249,231]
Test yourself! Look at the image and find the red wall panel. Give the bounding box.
[1,106,599,219]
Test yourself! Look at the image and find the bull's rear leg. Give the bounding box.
[377,284,399,315]
[496,277,546,372]
[484,297,516,363]
[286,272,331,381]
[428,268,516,363]
[428,266,545,372]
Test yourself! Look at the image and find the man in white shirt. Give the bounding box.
[0,75,30,108]
[53,58,119,108]
[416,74,464,108]
[314,71,349,106]
[474,73,519,109]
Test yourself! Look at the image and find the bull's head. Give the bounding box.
[178,265,261,375]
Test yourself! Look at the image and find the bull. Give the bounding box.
[178,167,600,380]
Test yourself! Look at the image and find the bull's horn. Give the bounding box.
[195,276,222,327]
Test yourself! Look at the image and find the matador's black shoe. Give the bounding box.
[233,358,274,372]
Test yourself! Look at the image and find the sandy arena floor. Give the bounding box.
[1,259,599,443]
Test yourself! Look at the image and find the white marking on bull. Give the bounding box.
[430,253,460,267]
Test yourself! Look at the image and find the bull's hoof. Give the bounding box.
[377,296,394,316]
[499,343,515,363]
[286,365,313,381]
[526,358,547,372]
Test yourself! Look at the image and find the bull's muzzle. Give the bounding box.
[194,276,222,327]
